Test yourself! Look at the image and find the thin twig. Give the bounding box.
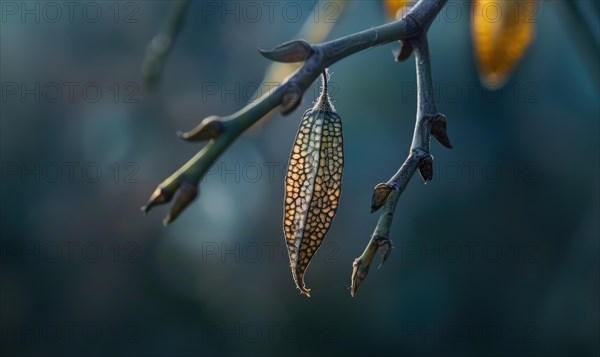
[351,2,452,296]
[142,0,190,89]
[560,0,600,91]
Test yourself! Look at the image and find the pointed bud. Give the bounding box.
[350,236,393,297]
[350,258,368,297]
[418,155,433,183]
[375,236,393,269]
[393,40,413,62]
[141,187,174,214]
[163,182,199,225]
[179,116,224,141]
[258,40,314,63]
[371,183,394,213]
[280,82,302,115]
[430,114,452,149]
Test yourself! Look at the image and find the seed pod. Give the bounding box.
[283,72,343,297]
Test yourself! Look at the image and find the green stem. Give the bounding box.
[351,2,448,296]
[142,0,190,88]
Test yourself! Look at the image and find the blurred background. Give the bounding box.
[1,1,598,356]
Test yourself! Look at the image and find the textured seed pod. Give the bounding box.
[283,72,343,297]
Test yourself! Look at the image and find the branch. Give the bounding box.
[560,0,600,92]
[142,0,190,89]
[143,0,449,226]
[351,3,452,296]
[251,0,348,129]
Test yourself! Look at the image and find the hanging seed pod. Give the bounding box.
[283,71,344,297]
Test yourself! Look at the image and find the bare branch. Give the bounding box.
[351,1,452,297]
[243,0,349,130]
[143,0,449,226]
[560,0,600,92]
[142,0,190,89]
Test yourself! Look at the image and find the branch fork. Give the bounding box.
[142,0,451,296]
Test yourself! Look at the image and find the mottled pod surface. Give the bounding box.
[283,76,344,297]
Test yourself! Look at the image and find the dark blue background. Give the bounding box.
[1,1,598,356]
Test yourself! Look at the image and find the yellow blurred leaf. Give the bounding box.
[472,0,537,89]
[383,0,412,20]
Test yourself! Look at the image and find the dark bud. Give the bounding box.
[418,155,434,183]
[141,186,174,214]
[371,183,394,213]
[179,116,224,141]
[281,82,303,115]
[258,40,314,63]
[350,236,394,297]
[375,236,393,269]
[163,182,199,225]
[393,40,414,62]
[430,114,453,149]
[350,258,368,297]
